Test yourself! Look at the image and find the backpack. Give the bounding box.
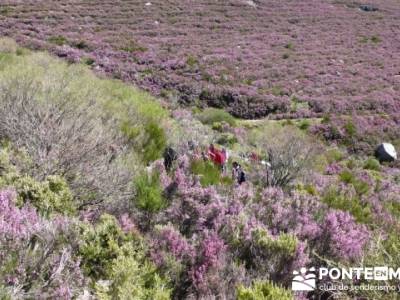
[238,169,246,184]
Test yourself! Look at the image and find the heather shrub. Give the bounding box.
[319,210,370,261]
[0,190,86,298]
[190,159,221,186]
[197,108,236,127]
[134,171,166,213]
[237,280,293,300]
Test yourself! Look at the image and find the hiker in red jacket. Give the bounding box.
[208,144,225,171]
[208,144,217,161]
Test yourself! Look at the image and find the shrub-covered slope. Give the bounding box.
[1,40,400,299]
[1,0,399,118]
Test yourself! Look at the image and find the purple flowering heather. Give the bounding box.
[0,190,86,298]
[325,163,343,175]
[191,232,227,292]
[0,189,39,241]
[321,210,370,260]
[2,1,400,118]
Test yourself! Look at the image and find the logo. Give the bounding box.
[292,267,316,291]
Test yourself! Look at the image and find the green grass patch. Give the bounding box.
[190,160,221,187]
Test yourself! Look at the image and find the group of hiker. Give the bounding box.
[163,143,246,185]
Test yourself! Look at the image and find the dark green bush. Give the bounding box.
[134,172,166,213]
[197,108,236,127]
[298,120,310,131]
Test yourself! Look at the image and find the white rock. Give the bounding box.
[375,143,397,162]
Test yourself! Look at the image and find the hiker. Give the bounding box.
[163,146,177,172]
[232,161,246,185]
[208,144,217,161]
[208,144,226,171]
[221,148,228,173]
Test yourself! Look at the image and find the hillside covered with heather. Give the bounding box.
[1,0,399,118]
[0,1,400,300]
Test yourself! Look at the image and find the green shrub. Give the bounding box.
[371,35,381,43]
[13,175,75,217]
[253,230,297,257]
[346,158,357,169]
[385,201,400,220]
[72,40,90,50]
[322,188,372,224]
[363,158,381,171]
[344,120,357,137]
[325,149,344,163]
[79,214,140,279]
[79,214,171,299]
[190,160,221,187]
[197,108,236,127]
[47,35,68,46]
[95,252,171,300]
[82,56,95,66]
[237,280,293,300]
[217,133,238,147]
[134,172,166,213]
[298,120,310,130]
[211,121,223,131]
[142,121,167,164]
[339,170,370,196]
[304,184,317,195]
[339,170,356,184]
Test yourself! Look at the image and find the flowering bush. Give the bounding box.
[320,210,370,261]
[0,190,85,299]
